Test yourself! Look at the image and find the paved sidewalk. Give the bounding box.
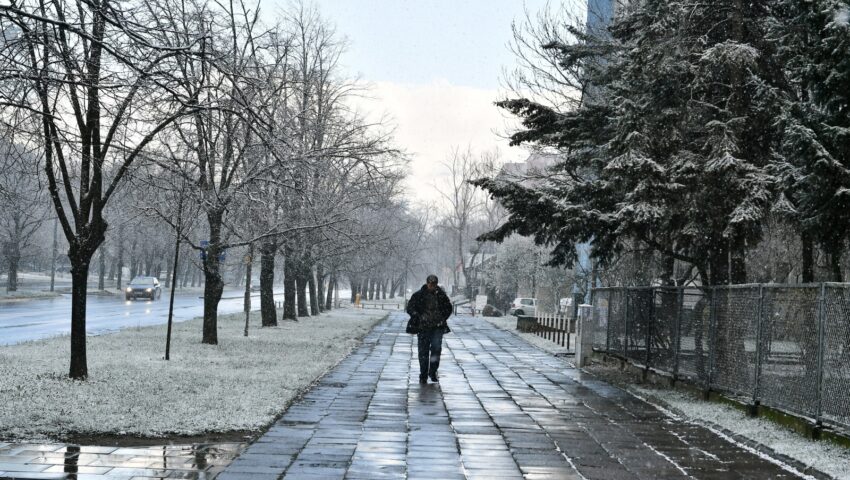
[0,442,243,479]
[217,313,809,480]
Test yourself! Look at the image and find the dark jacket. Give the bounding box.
[407,284,453,333]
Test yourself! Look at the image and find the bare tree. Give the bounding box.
[0,129,49,292]
[0,0,205,378]
[434,147,499,296]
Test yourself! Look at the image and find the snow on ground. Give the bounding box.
[585,363,850,480]
[482,315,573,357]
[356,296,404,305]
[0,289,61,301]
[0,308,386,440]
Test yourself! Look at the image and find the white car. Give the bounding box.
[509,297,536,316]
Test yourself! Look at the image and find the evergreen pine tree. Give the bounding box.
[774,0,850,281]
[478,0,790,286]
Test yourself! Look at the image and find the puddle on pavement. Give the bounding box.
[0,439,247,479]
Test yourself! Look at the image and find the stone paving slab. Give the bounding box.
[215,313,810,480]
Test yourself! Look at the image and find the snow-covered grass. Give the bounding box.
[0,308,387,440]
[356,296,404,305]
[585,363,850,479]
[482,315,573,357]
[0,289,61,301]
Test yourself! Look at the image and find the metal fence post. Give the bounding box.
[624,289,631,359]
[752,284,765,414]
[645,288,654,372]
[707,287,718,394]
[673,288,683,382]
[605,290,613,353]
[815,283,827,427]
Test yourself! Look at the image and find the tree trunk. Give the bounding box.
[98,249,106,290]
[802,232,814,283]
[316,263,325,313]
[67,225,105,380]
[708,241,729,286]
[116,239,124,290]
[201,211,226,345]
[350,279,358,302]
[69,259,91,379]
[260,241,277,327]
[309,265,320,315]
[282,250,297,321]
[108,257,115,281]
[730,250,747,285]
[382,279,388,299]
[325,272,335,310]
[6,243,19,292]
[234,262,244,287]
[296,271,310,317]
[661,256,675,286]
[830,248,843,282]
[165,255,173,289]
[50,218,58,292]
[389,276,399,299]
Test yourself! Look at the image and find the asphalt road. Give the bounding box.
[0,289,282,346]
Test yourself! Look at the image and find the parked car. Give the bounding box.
[126,276,161,301]
[508,297,537,316]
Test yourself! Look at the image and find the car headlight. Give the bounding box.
[126,288,132,292]
[146,288,152,292]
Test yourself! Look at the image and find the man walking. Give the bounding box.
[406,274,453,384]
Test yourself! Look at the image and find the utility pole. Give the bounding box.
[49,217,57,292]
[165,186,185,361]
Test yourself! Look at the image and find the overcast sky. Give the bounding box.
[266,0,582,203]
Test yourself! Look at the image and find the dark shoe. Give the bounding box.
[429,372,438,382]
[419,375,427,384]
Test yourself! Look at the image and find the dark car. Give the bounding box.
[125,276,162,301]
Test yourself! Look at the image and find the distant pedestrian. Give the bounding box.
[406,274,453,384]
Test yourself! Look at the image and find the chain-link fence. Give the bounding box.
[591,284,850,431]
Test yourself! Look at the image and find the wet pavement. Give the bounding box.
[0,442,244,479]
[0,313,811,479]
[0,289,283,346]
[216,313,807,480]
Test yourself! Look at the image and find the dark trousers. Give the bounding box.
[417,328,444,377]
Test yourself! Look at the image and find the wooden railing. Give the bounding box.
[516,313,575,349]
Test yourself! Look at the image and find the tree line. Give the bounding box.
[0,0,423,379]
